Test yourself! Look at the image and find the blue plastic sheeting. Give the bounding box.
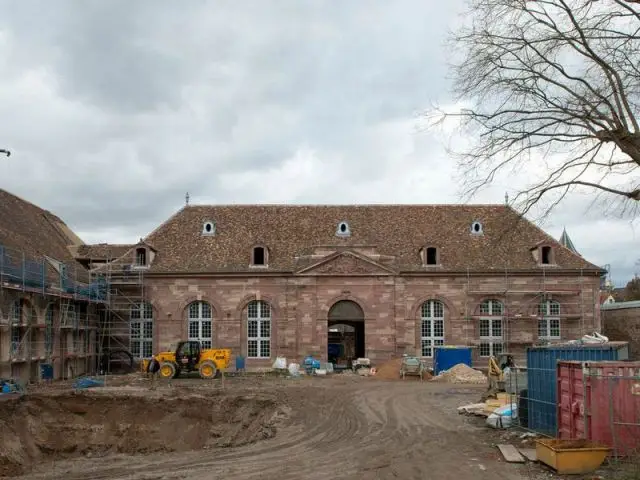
[72,377,104,390]
[433,347,473,375]
[526,343,629,436]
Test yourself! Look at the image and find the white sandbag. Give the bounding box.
[272,356,287,369]
[288,363,300,376]
[486,404,518,429]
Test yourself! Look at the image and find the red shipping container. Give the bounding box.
[557,360,640,456]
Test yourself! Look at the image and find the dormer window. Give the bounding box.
[135,247,147,266]
[426,247,437,265]
[541,245,552,265]
[470,221,483,235]
[251,246,268,266]
[202,221,216,236]
[336,221,351,237]
[420,246,439,266]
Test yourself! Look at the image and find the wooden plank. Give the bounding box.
[497,444,526,463]
[519,448,537,462]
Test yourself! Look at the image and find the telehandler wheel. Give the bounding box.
[159,361,177,379]
[199,360,218,379]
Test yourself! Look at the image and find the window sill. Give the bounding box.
[249,264,269,269]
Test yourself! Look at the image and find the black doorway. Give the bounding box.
[327,300,365,367]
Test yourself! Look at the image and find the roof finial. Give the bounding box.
[504,192,509,205]
[185,192,190,206]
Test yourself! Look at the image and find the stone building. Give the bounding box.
[0,189,105,383]
[602,301,640,360]
[88,203,604,369]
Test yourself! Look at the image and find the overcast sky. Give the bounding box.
[0,1,637,286]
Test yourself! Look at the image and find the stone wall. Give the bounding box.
[602,301,640,360]
[145,271,601,369]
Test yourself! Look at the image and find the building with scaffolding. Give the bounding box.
[0,189,108,382]
[90,203,605,370]
[1,191,607,379]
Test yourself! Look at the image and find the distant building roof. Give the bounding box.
[559,227,579,255]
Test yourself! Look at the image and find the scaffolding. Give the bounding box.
[90,250,145,374]
[463,266,597,364]
[0,243,106,382]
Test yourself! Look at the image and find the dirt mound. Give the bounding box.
[374,357,432,381]
[0,391,284,477]
[430,363,487,384]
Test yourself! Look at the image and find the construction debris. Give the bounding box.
[497,444,526,463]
[430,363,487,384]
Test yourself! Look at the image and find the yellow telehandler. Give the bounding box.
[150,341,231,379]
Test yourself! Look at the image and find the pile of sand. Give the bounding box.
[374,357,433,381]
[0,391,284,477]
[430,363,487,384]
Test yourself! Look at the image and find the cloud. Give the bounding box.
[0,0,636,285]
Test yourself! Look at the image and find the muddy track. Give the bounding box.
[14,380,527,480]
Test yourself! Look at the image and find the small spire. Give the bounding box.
[504,192,509,205]
[185,192,190,206]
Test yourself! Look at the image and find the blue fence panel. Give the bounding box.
[526,343,630,436]
[434,347,473,375]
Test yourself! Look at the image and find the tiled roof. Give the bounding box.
[74,243,135,260]
[143,204,602,274]
[0,188,90,281]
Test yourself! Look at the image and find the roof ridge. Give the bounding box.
[0,188,64,220]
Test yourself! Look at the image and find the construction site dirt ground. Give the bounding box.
[0,372,602,480]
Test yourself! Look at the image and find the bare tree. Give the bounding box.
[433,0,640,217]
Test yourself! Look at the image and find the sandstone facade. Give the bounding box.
[144,268,601,368]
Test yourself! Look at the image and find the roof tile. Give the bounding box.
[143,204,602,273]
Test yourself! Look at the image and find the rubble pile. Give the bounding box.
[431,363,487,384]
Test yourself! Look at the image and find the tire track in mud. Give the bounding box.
[15,381,527,480]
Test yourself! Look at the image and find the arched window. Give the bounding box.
[420,300,445,357]
[188,301,212,349]
[130,302,154,358]
[538,300,560,340]
[479,299,504,357]
[45,305,55,358]
[247,300,271,358]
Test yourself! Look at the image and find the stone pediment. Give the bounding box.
[296,251,396,276]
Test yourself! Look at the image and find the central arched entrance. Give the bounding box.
[328,300,365,368]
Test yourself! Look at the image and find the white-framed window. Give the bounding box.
[188,301,212,349]
[479,299,504,357]
[538,300,561,340]
[45,306,54,357]
[247,300,271,358]
[420,300,445,357]
[131,302,154,358]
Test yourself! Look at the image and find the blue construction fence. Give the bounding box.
[0,243,108,301]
